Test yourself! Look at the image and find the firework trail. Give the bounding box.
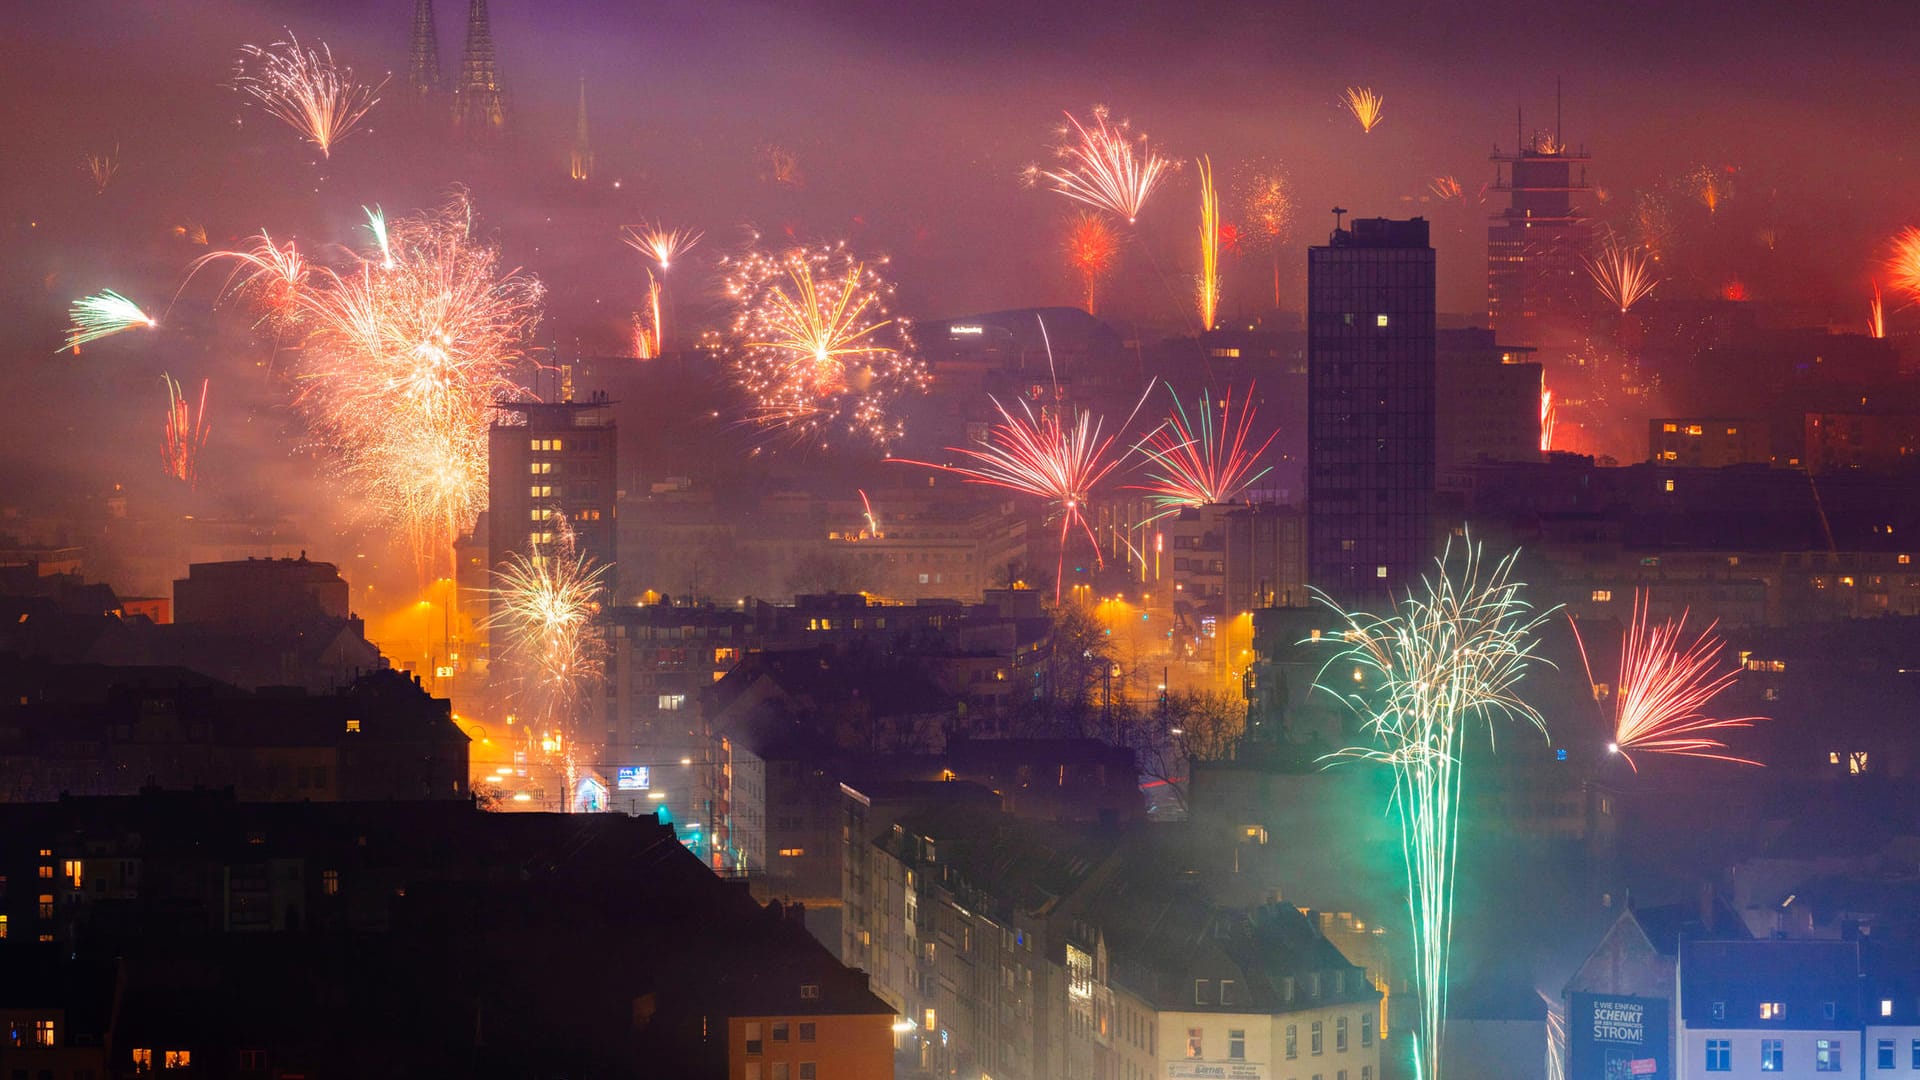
[1632,192,1674,262]
[234,34,386,158]
[1314,536,1555,1080]
[1130,385,1278,520]
[858,489,882,536]
[62,290,156,353]
[631,272,663,359]
[161,374,210,488]
[1569,593,1766,770]
[1428,175,1463,202]
[722,242,927,448]
[1685,164,1727,215]
[1887,227,1920,303]
[1196,156,1222,332]
[1235,164,1293,308]
[1541,991,1568,1080]
[189,230,310,324]
[486,519,609,732]
[293,191,544,574]
[85,148,119,194]
[1539,388,1556,453]
[1062,211,1120,314]
[899,394,1138,599]
[363,205,394,269]
[1344,86,1384,133]
[1869,282,1886,339]
[174,223,209,246]
[1028,106,1172,225]
[1584,236,1659,313]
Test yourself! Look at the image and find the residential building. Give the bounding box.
[1486,128,1594,346]
[1437,327,1544,483]
[1306,215,1438,607]
[1649,419,1773,468]
[1675,939,1861,1080]
[486,397,618,600]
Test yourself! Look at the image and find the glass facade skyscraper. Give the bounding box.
[1307,217,1437,607]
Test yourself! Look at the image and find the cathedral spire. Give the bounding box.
[454,0,505,137]
[570,76,592,181]
[406,0,441,97]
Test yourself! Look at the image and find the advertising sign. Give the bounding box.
[1570,993,1668,1080]
[1167,1063,1264,1080]
[616,766,651,791]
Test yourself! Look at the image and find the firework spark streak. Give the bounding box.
[1869,282,1886,339]
[1063,211,1120,314]
[1887,227,1920,303]
[1569,593,1765,770]
[189,230,310,324]
[1632,193,1674,262]
[1314,538,1555,1080]
[1584,237,1660,313]
[363,205,394,269]
[1196,156,1222,331]
[1130,385,1278,519]
[631,271,662,359]
[1344,86,1384,132]
[290,192,544,573]
[622,222,703,271]
[234,34,386,158]
[85,148,119,194]
[722,242,926,447]
[1428,175,1463,202]
[161,374,210,488]
[1540,388,1556,453]
[486,522,609,731]
[899,394,1137,599]
[62,290,156,352]
[1030,107,1171,225]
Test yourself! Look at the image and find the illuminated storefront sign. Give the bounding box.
[616,766,651,791]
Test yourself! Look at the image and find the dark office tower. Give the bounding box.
[453,0,505,138]
[1307,216,1437,608]
[487,399,618,601]
[406,0,441,98]
[1486,123,1593,345]
[569,76,592,181]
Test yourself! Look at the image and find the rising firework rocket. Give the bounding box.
[1196,156,1222,332]
[161,374,211,488]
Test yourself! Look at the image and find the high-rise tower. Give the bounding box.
[454,0,505,137]
[1486,116,1593,346]
[1307,214,1437,608]
[406,0,441,98]
[569,76,592,181]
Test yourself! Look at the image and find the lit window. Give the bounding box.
[322,869,339,896]
[1760,1001,1785,1020]
[62,859,82,888]
[529,462,551,475]
[1665,479,1676,492]
[38,893,54,919]
[34,1020,54,1047]
[1375,565,1387,579]
[657,694,686,711]
[530,485,553,498]
[1186,1028,1203,1059]
[345,719,361,734]
[38,864,52,879]
[778,848,806,857]
[1901,555,1912,565]
[0,914,7,938]
[1883,999,1895,1017]
[1375,314,1389,327]
[133,1049,153,1073]
[164,1050,191,1070]
[1663,423,1678,433]
[1686,425,1704,436]
[1816,1039,1841,1072]
[1591,589,1612,602]
[1761,1038,1782,1070]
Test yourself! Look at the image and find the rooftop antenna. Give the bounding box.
[1331,206,1348,236]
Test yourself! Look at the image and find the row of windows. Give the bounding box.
[743,1020,818,1052]
[1704,1036,1848,1072]
[1274,1013,1376,1058]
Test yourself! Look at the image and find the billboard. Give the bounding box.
[1570,993,1668,1080]
[616,766,651,791]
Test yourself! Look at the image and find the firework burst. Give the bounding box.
[84,147,119,194]
[1062,211,1120,314]
[486,520,609,730]
[1029,106,1172,225]
[722,242,926,448]
[1886,226,1920,303]
[161,374,210,488]
[234,34,386,158]
[1344,86,1384,133]
[1571,594,1766,771]
[1196,156,1222,331]
[1685,164,1728,215]
[1315,537,1555,1080]
[190,230,310,323]
[1130,385,1278,519]
[900,395,1136,598]
[621,222,703,271]
[62,289,156,353]
[1632,192,1674,262]
[1235,164,1293,308]
[1584,236,1660,314]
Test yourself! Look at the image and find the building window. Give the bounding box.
[1195,979,1210,1005]
[772,1064,790,1080]
[163,1051,191,1070]
[798,1023,815,1043]
[657,693,686,711]
[778,848,806,857]
[239,1050,266,1071]
[0,914,7,939]
[1220,979,1235,1005]
[1286,1024,1298,1059]
[1591,589,1612,602]
[34,1020,54,1047]
[1911,1040,1920,1069]
[322,869,340,896]
[1229,1029,1245,1060]
[1375,314,1390,327]
[38,893,54,919]
[1711,1001,1725,1020]
[773,1021,789,1043]
[1706,1039,1731,1072]
[1816,1040,1841,1072]
[529,485,553,498]
[1336,1016,1348,1052]
[1183,1028,1203,1058]
[1761,1039,1783,1071]
[1311,1020,1323,1055]
[132,1049,152,1073]
[799,1065,815,1080]
[1879,1040,1895,1070]
[1665,479,1676,492]
[1360,1012,1373,1047]
[1363,1070,1372,1080]
[1375,565,1388,579]
[62,859,82,888]
[745,1022,762,1055]
[799,984,820,1000]
[1760,1001,1785,1020]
